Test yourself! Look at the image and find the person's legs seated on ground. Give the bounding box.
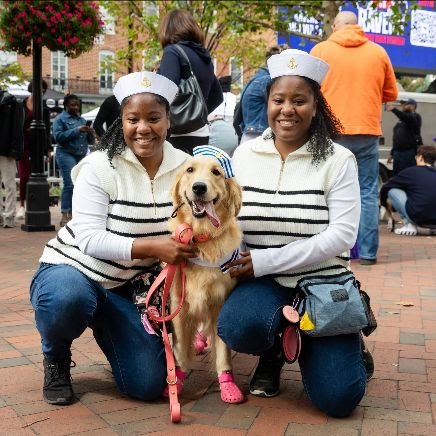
[217,277,290,397]
[55,148,82,226]
[30,263,166,404]
[299,333,367,418]
[336,135,379,265]
[0,156,18,228]
[387,188,417,236]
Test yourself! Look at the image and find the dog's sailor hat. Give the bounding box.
[267,49,329,85]
[192,146,234,179]
[113,71,179,105]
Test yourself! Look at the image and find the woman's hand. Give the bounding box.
[131,236,198,264]
[226,251,254,279]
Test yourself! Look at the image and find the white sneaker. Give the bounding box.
[16,206,25,220]
[394,223,417,236]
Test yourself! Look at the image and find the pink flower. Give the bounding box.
[50,16,57,23]
[46,21,51,27]
[57,36,62,43]
[36,37,42,43]
[25,31,31,37]
[67,13,73,18]
[51,28,55,33]
[70,37,79,44]
[64,41,69,46]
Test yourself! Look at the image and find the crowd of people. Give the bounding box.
[1,8,435,419]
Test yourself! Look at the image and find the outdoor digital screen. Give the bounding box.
[278,0,436,75]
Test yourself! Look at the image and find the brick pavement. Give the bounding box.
[1,205,436,435]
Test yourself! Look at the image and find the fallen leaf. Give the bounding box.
[395,301,414,307]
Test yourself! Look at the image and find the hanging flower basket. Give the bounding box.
[0,0,104,58]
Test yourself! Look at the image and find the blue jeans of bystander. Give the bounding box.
[336,135,379,261]
[217,277,367,417]
[55,147,84,214]
[30,263,167,400]
[388,188,413,224]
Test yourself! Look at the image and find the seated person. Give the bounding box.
[380,145,436,236]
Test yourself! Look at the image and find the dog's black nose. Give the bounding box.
[192,182,207,195]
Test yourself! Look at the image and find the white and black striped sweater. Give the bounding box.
[40,142,188,289]
[233,131,354,288]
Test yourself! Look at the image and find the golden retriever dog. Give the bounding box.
[168,153,244,404]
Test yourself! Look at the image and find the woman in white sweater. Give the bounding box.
[217,50,369,417]
[30,72,197,406]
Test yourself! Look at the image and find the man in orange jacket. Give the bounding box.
[311,11,398,265]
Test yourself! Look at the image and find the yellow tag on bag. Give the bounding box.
[299,312,315,331]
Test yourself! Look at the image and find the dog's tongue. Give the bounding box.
[204,201,220,228]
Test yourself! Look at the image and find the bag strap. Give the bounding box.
[174,44,194,76]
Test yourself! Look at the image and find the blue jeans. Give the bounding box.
[388,188,413,224]
[217,278,366,417]
[336,135,379,260]
[55,147,84,214]
[209,120,238,156]
[30,264,167,400]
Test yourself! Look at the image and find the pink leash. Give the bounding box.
[144,223,193,423]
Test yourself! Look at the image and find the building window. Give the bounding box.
[0,50,17,67]
[143,1,159,16]
[51,51,67,91]
[230,57,243,88]
[99,51,115,94]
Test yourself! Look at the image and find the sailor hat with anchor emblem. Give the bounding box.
[267,49,329,84]
[113,71,179,104]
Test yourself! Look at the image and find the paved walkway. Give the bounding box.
[1,205,435,435]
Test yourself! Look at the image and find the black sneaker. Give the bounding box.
[249,340,285,397]
[43,357,76,405]
[360,334,374,381]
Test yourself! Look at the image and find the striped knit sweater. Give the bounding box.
[40,141,187,289]
[233,130,353,288]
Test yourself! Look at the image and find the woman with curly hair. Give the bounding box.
[217,50,367,417]
[30,72,197,406]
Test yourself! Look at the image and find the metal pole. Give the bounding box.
[21,41,55,231]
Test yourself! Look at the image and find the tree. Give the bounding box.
[0,62,29,88]
[100,1,418,79]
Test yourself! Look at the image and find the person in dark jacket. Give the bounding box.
[157,10,223,154]
[93,94,120,138]
[53,94,95,227]
[237,45,282,144]
[386,98,422,175]
[380,145,436,236]
[16,80,52,220]
[0,88,24,228]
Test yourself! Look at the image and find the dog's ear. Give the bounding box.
[171,169,184,207]
[226,178,242,217]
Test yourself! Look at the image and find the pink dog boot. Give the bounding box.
[218,370,244,404]
[194,331,208,355]
[162,367,186,398]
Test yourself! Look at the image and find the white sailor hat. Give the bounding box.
[267,49,329,85]
[192,145,234,179]
[113,71,179,105]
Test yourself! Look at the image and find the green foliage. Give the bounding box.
[0,0,104,58]
[99,1,418,80]
[0,62,29,88]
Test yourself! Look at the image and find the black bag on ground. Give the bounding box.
[169,45,208,134]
